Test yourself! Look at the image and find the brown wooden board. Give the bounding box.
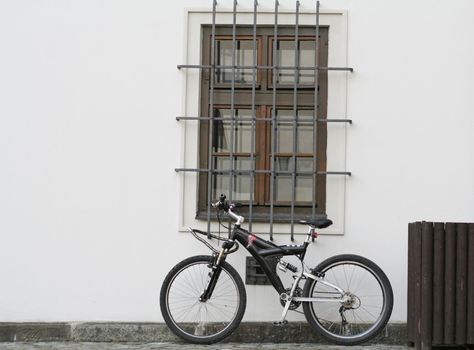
[407,222,417,343]
[421,222,434,348]
[444,222,457,344]
[468,223,474,344]
[413,222,423,347]
[432,222,445,345]
[456,223,468,344]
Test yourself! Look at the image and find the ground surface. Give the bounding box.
[0,343,411,350]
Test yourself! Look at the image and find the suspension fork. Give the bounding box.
[199,263,222,302]
[199,240,234,302]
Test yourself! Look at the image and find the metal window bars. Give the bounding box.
[249,0,258,233]
[176,0,352,240]
[269,0,278,239]
[289,0,299,239]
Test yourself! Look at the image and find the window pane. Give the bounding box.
[299,40,316,84]
[276,109,314,153]
[274,39,316,84]
[274,157,313,202]
[212,157,253,201]
[215,40,256,83]
[212,109,254,153]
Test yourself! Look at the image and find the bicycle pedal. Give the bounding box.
[272,320,288,326]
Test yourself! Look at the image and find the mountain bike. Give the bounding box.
[160,194,393,345]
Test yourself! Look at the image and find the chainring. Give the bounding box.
[280,287,303,310]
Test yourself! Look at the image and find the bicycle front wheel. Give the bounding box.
[302,254,393,345]
[160,255,246,344]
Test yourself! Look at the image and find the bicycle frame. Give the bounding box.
[231,226,303,295]
[229,226,345,298]
[224,225,347,323]
[189,200,348,323]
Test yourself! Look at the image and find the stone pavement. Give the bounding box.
[0,343,411,350]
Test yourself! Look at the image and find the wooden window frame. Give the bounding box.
[197,25,328,223]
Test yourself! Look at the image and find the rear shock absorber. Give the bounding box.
[278,260,298,273]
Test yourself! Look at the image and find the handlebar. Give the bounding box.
[212,194,245,226]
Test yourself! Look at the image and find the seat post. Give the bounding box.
[304,226,315,243]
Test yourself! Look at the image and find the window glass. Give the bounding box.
[212,157,254,201]
[215,40,255,83]
[212,109,254,153]
[276,109,314,153]
[274,157,313,202]
[275,39,316,84]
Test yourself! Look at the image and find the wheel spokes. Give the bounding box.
[166,262,240,338]
[309,262,386,339]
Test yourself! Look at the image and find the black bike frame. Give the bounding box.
[230,226,310,295]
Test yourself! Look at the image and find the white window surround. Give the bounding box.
[177,7,349,235]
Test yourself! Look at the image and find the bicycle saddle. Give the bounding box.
[299,218,333,229]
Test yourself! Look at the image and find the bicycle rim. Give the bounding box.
[307,260,388,341]
[165,260,241,339]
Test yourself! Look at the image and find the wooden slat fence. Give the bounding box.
[408,221,474,349]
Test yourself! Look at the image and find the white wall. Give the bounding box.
[0,0,473,323]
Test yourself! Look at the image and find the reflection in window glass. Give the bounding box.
[275,40,316,84]
[212,109,254,153]
[212,157,254,201]
[215,40,255,83]
[274,157,313,202]
[276,109,314,153]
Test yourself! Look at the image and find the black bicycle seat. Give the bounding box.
[299,218,333,229]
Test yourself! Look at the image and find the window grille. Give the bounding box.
[176,0,352,240]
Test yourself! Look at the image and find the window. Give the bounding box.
[197,26,329,222]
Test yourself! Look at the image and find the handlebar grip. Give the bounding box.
[212,194,228,210]
[219,194,226,203]
[212,194,244,225]
[219,194,229,211]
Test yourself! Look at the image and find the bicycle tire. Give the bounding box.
[160,255,246,344]
[302,254,393,345]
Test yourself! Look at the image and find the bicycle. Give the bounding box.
[160,194,393,345]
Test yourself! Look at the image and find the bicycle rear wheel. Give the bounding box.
[160,255,246,344]
[302,254,393,345]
